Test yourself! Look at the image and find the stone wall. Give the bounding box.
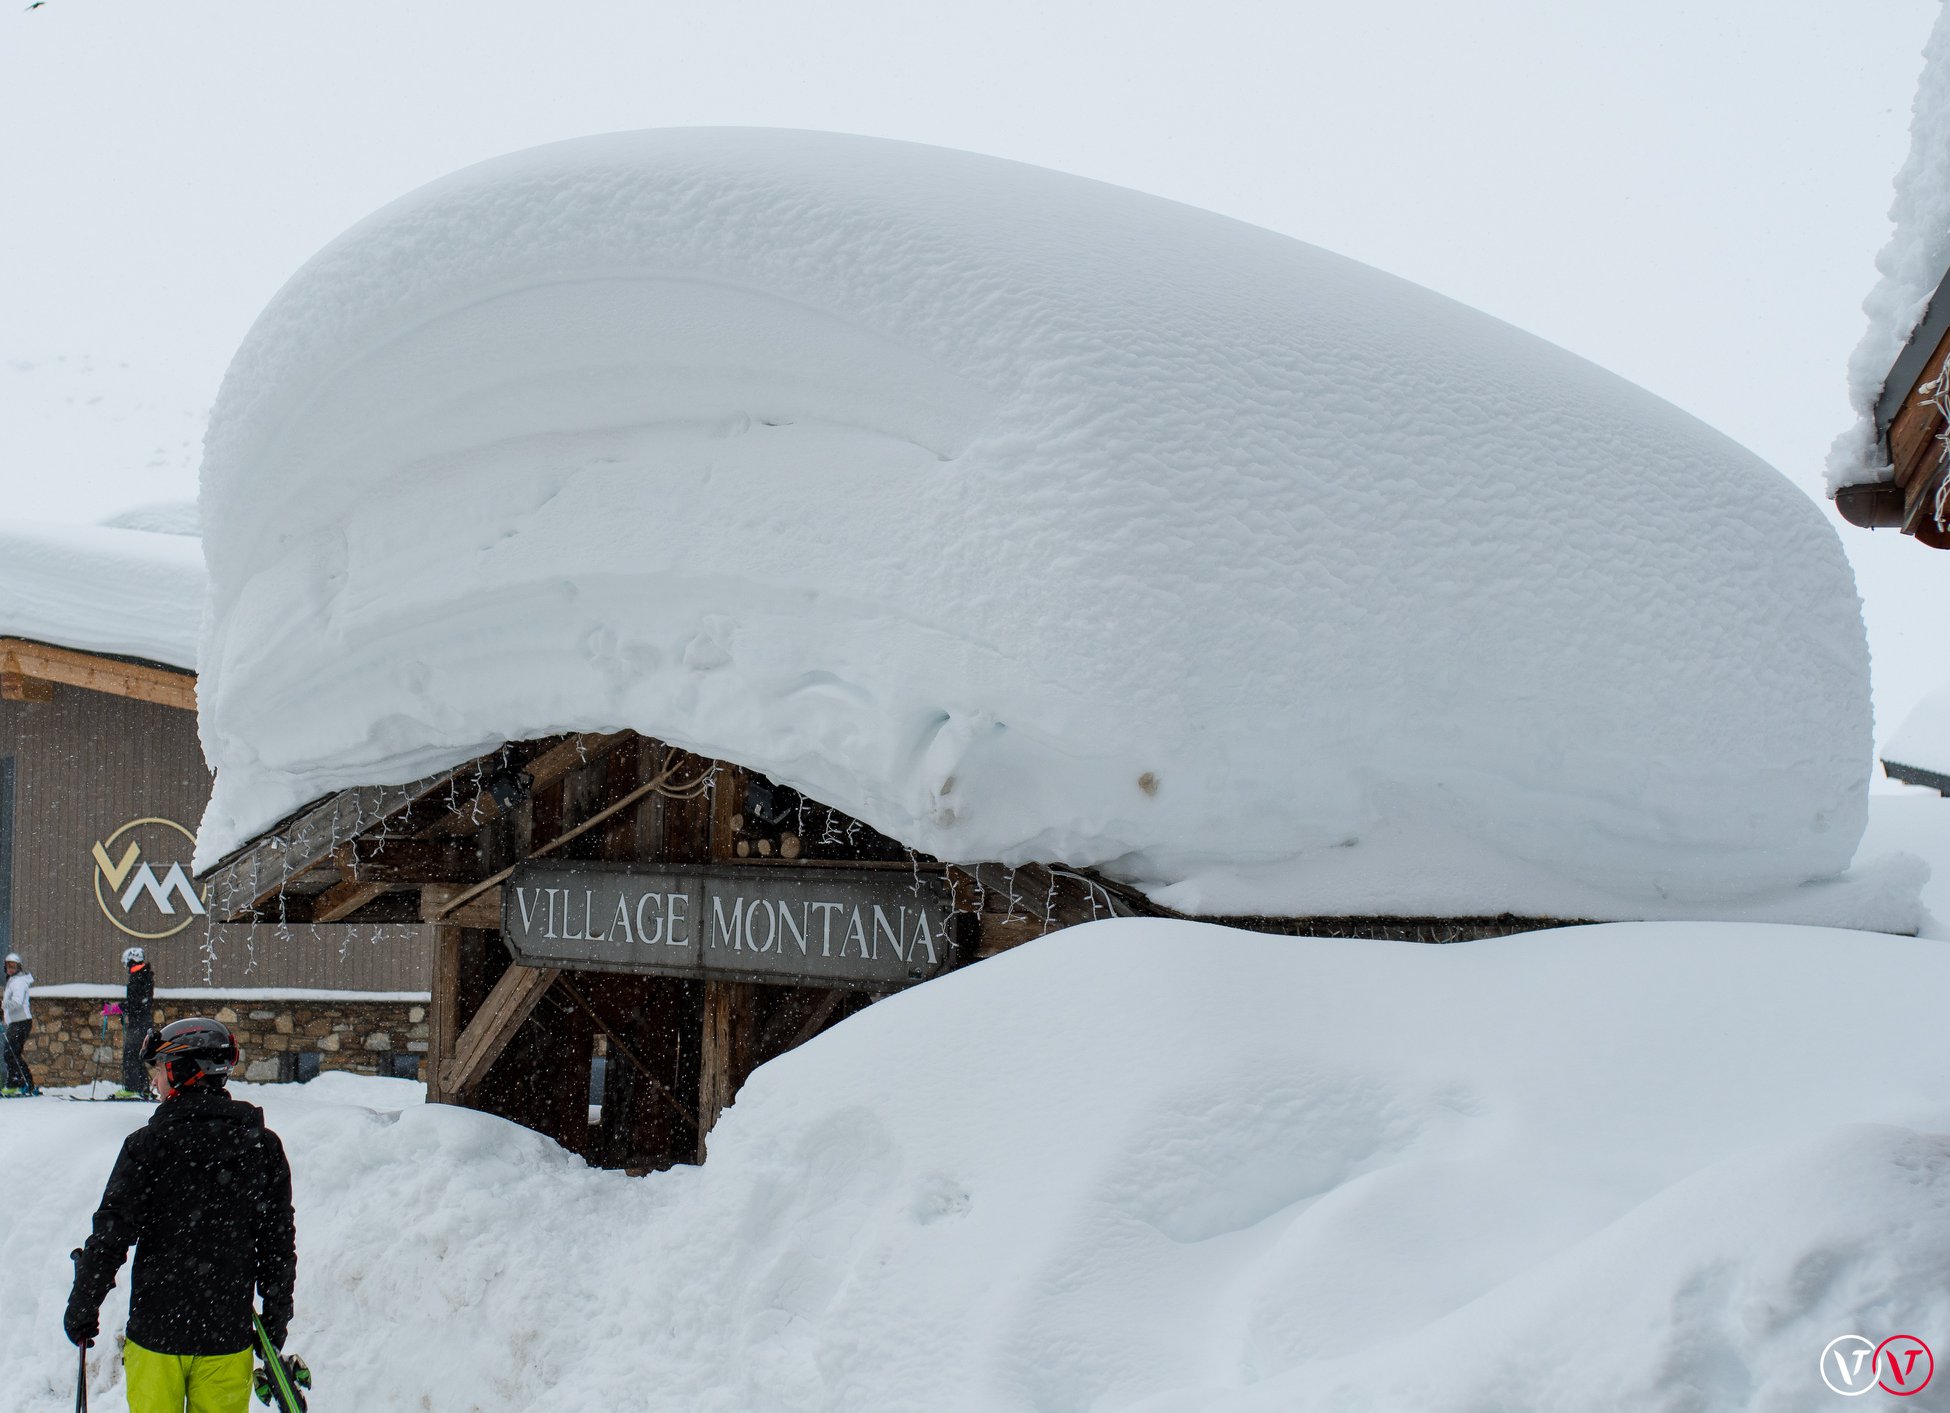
[13,996,430,1090]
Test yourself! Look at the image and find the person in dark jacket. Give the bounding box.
[119,945,156,1098]
[65,1017,296,1413]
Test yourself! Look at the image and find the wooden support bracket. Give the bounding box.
[310,877,392,924]
[421,883,501,930]
[441,963,561,1096]
[0,669,54,703]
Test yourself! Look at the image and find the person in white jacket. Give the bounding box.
[2,953,35,1095]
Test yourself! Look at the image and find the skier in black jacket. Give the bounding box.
[119,945,156,1098]
[65,1017,296,1413]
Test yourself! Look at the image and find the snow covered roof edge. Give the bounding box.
[0,520,205,672]
[1829,6,1950,493]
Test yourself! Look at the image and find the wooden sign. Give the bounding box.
[502,861,958,989]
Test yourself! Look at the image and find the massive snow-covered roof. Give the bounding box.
[195,129,1887,924]
[1830,5,1950,492]
[0,517,203,670]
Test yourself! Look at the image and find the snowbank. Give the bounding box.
[1886,679,1950,778]
[100,498,199,537]
[1860,790,1950,937]
[1830,5,1950,491]
[3,919,1948,1411]
[0,519,203,670]
[197,128,1877,925]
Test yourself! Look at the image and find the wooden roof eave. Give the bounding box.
[0,636,197,711]
[196,731,641,921]
[1840,270,1950,546]
[1876,263,1950,434]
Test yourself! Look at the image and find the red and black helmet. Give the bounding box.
[140,1017,240,1096]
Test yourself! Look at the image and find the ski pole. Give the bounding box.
[70,1249,88,1412]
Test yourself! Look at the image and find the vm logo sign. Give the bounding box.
[91,816,207,940]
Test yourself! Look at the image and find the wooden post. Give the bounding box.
[697,979,754,1160]
[421,887,472,1105]
[424,931,462,1105]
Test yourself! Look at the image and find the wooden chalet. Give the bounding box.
[199,729,1557,1171]
[1836,267,1950,547]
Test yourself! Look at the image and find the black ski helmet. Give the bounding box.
[141,1017,239,1096]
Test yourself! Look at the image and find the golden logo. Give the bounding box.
[91,816,207,940]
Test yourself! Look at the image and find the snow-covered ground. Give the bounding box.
[4,910,1949,1412]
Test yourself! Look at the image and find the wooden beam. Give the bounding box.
[441,963,560,1096]
[427,764,707,922]
[422,882,501,930]
[0,638,195,711]
[0,669,54,703]
[310,877,392,924]
[522,732,635,795]
[697,979,755,1159]
[424,921,464,1105]
[332,838,483,885]
[414,734,628,840]
[777,988,847,1055]
[199,758,494,920]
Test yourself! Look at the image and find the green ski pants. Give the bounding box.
[123,1337,254,1413]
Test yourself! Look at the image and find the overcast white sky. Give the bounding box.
[0,0,1942,739]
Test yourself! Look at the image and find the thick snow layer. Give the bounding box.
[3,920,1949,1411]
[1886,679,1950,777]
[197,128,1877,924]
[1831,5,1950,491]
[0,519,203,670]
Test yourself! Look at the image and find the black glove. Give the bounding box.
[261,1313,289,1351]
[63,1301,97,1347]
[64,1247,96,1347]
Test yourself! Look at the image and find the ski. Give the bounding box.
[252,1314,310,1411]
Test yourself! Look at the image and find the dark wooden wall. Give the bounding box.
[0,683,431,991]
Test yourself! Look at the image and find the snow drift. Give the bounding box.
[196,128,1876,922]
[0,518,203,670]
[5,920,1950,1411]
